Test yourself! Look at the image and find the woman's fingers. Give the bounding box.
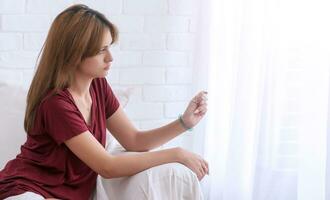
[182,150,208,181]
[190,163,206,181]
[195,158,208,181]
[194,105,208,114]
[201,162,206,175]
[202,160,209,175]
[187,91,208,116]
[205,160,209,174]
[198,168,204,180]
[191,91,208,104]
[200,159,209,175]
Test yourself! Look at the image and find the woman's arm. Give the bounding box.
[64,130,209,180]
[134,118,187,151]
[106,107,186,152]
[65,130,180,178]
[107,91,208,151]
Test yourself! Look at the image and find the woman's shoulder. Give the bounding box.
[40,88,74,111]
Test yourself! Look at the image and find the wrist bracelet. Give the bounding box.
[178,114,193,132]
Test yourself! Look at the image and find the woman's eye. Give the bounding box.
[98,48,106,54]
[98,46,110,54]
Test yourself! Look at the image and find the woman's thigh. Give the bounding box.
[4,191,44,200]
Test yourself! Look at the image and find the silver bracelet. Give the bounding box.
[178,114,193,132]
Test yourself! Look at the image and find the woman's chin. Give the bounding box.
[97,71,109,78]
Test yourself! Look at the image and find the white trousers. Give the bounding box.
[4,192,44,200]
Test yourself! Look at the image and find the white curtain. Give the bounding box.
[191,0,330,199]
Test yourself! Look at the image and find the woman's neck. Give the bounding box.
[68,75,93,99]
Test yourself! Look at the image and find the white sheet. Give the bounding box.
[93,144,204,200]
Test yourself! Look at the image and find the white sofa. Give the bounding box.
[0,82,204,200]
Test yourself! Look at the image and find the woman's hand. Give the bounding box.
[181,91,208,129]
[176,148,209,181]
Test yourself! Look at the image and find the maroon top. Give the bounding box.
[0,78,120,199]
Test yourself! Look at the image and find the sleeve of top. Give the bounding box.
[103,78,120,119]
[42,96,89,145]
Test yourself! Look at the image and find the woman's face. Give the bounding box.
[77,29,113,79]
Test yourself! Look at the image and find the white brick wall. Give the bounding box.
[120,33,166,50]
[144,16,190,33]
[110,16,144,33]
[143,51,188,66]
[1,15,51,31]
[0,33,22,50]
[165,102,187,118]
[123,0,168,15]
[23,32,46,50]
[0,0,25,14]
[166,68,193,84]
[167,33,195,51]
[119,68,165,85]
[168,0,198,15]
[0,51,39,68]
[72,0,123,16]
[26,0,73,15]
[0,0,198,149]
[143,85,191,101]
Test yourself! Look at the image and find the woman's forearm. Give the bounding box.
[134,119,187,151]
[103,147,182,178]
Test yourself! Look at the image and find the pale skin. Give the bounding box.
[46,29,208,200]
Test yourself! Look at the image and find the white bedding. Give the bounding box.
[93,143,204,200]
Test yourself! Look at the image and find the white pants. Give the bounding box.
[4,192,44,200]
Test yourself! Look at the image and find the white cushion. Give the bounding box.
[0,83,27,169]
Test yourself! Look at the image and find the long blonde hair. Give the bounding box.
[24,4,118,134]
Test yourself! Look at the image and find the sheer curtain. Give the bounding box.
[191,0,330,199]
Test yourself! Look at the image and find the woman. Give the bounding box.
[0,4,208,200]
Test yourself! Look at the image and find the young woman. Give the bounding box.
[0,4,208,200]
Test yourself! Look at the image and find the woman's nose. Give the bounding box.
[105,49,113,62]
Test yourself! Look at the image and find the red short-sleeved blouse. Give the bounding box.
[0,78,120,199]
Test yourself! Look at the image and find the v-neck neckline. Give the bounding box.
[65,86,94,129]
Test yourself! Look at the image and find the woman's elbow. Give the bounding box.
[97,156,118,179]
[122,140,149,152]
[100,165,120,179]
[100,171,116,179]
